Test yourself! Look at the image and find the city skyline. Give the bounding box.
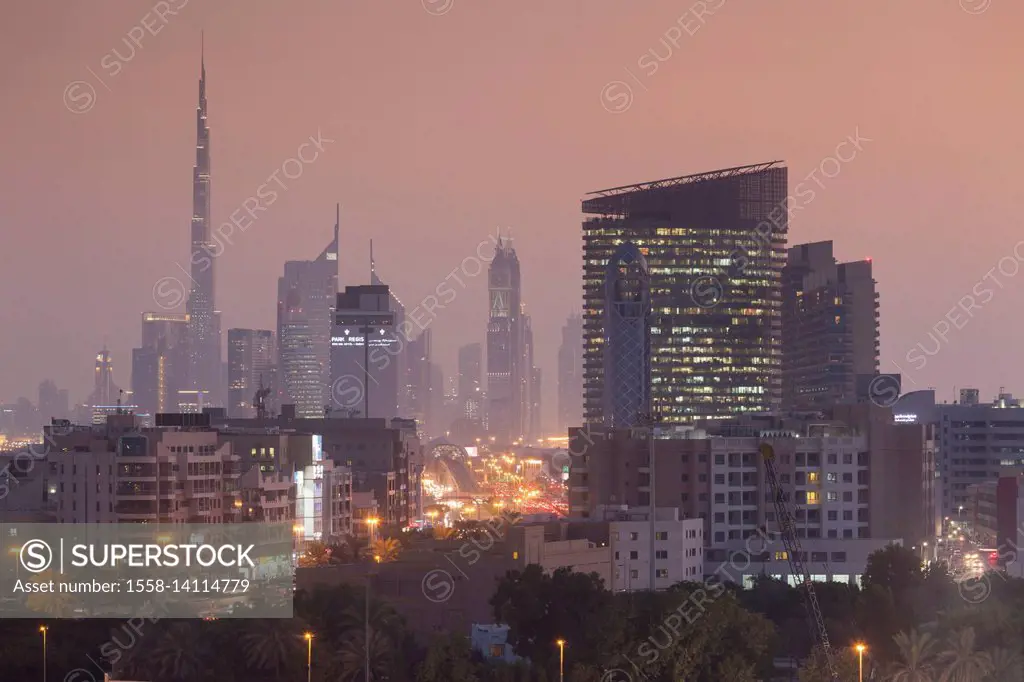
[3,1,1023,419]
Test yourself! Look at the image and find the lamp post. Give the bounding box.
[556,639,565,682]
[367,517,380,545]
[39,625,47,682]
[854,642,866,682]
[303,632,313,682]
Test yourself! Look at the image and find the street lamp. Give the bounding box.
[556,639,566,682]
[854,642,866,682]
[303,632,313,682]
[39,625,48,682]
[367,517,380,544]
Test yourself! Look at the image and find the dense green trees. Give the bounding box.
[5,544,1024,681]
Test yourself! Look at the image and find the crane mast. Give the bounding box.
[759,442,839,682]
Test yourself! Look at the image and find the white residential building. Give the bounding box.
[603,507,703,591]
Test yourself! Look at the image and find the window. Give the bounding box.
[655,531,668,540]
[656,569,668,578]
[828,453,837,464]
[715,454,725,465]
[831,552,847,562]
[656,550,668,559]
[630,570,639,580]
[843,453,853,464]
[807,491,819,504]
[811,552,828,562]
[629,551,639,560]
[774,551,789,561]
[827,492,838,502]
[714,474,725,484]
[843,491,853,502]
[490,644,504,658]
[828,510,838,521]
[629,532,639,541]
[843,510,853,521]
[808,471,819,483]
[826,472,838,483]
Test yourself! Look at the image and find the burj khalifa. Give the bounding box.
[186,42,221,403]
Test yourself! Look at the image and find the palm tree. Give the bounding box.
[986,647,1024,681]
[370,537,401,563]
[145,621,215,680]
[333,627,395,681]
[887,629,940,682]
[936,627,991,682]
[298,541,332,567]
[240,618,305,679]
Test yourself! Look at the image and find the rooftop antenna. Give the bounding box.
[370,239,375,280]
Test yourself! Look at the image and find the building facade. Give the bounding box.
[557,314,583,436]
[332,285,399,420]
[227,328,275,417]
[132,313,190,419]
[487,238,527,444]
[277,209,339,418]
[782,241,879,411]
[894,388,1024,527]
[582,162,787,423]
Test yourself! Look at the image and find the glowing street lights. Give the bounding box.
[556,639,566,682]
[854,642,867,682]
[303,632,314,682]
[366,517,380,544]
[39,625,48,682]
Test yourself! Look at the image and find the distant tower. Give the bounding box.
[277,206,339,417]
[557,312,584,434]
[186,37,222,403]
[88,346,122,410]
[486,235,525,444]
[603,243,651,427]
[227,328,275,417]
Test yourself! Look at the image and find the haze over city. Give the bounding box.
[2,0,1023,409]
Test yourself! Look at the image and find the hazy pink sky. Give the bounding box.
[1,0,1021,419]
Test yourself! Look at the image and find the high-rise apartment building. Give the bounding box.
[227,329,275,417]
[185,48,221,403]
[278,209,339,417]
[557,314,583,436]
[782,241,879,411]
[132,313,190,418]
[331,285,399,419]
[487,238,526,443]
[582,162,788,423]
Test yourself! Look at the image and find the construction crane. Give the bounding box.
[759,442,840,682]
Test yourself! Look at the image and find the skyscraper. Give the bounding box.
[132,312,190,417]
[87,347,123,422]
[582,162,788,423]
[458,342,483,422]
[603,243,651,427]
[457,343,482,400]
[186,42,221,403]
[487,237,525,444]
[38,380,69,423]
[227,329,275,417]
[557,313,584,434]
[370,241,407,415]
[277,207,339,417]
[406,330,433,430]
[331,285,398,419]
[782,241,879,411]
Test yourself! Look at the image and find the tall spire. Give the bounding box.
[201,30,205,78]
